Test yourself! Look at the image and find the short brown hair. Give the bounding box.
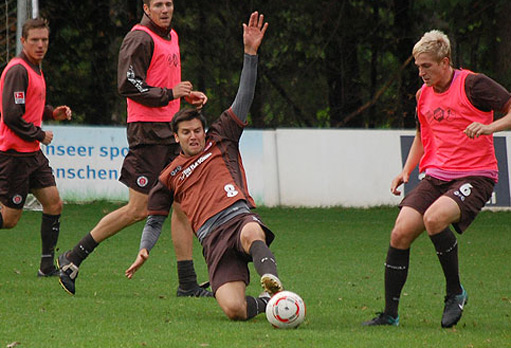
[171,108,207,133]
[22,18,49,39]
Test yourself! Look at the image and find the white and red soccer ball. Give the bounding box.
[265,290,306,329]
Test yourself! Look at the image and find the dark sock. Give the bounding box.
[246,295,270,320]
[68,233,99,267]
[249,240,278,277]
[384,246,410,318]
[177,260,199,291]
[430,228,462,296]
[40,214,60,272]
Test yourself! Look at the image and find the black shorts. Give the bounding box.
[201,213,275,293]
[119,143,181,195]
[0,151,56,209]
[399,175,494,233]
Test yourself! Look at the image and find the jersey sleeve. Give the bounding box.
[147,180,174,216]
[230,54,258,123]
[465,73,511,113]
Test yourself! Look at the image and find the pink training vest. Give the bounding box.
[417,69,497,175]
[127,25,181,123]
[0,58,46,152]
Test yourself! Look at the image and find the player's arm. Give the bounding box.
[125,180,174,279]
[391,128,423,196]
[1,64,46,142]
[125,214,167,279]
[230,12,268,123]
[391,91,424,196]
[464,74,511,138]
[117,31,189,107]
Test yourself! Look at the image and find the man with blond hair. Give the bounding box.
[363,29,511,328]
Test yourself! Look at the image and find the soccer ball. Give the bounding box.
[265,291,306,329]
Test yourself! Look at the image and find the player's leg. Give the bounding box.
[423,196,466,328]
[0,153,27,229]
[0,204,23,229]
[423,195,462,297]
[215,281,249,320]
[215,280,269,321]
[171,203,212,297]
[239,221,282,295]
[424,177,493,328]
[32,185,63,276]
[58,188,148,295]
[363,206,424,326]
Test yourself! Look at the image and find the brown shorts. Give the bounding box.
[0,151,56,209]
[201,213,275,293]
[119,143,181,195]
[399,175,494,233]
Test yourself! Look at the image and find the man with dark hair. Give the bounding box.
[363,29,511,328]
[57,0,210,297]
[126,12,284,321]
[0,18,72,276]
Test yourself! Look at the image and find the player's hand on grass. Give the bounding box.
[390,172,408,196]
[125,248,149,279]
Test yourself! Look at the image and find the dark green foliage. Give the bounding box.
[35,0,511,128]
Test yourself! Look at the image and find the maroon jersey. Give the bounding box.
[159,108,255,232]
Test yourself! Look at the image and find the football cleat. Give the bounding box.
[362,312,400,326]
[260,273,283,296]
[441,285,468,328]
[57,252,79,295]
[177,281,214,297]
[37,267,59,277]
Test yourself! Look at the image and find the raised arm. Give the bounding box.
[231,12,268,123]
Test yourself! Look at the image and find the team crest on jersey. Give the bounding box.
[167,53,180,68]
[170,166,182,176]
[14,91,25,104]
[137,176,149,187]
[12,194,23,205]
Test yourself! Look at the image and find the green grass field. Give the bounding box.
[1,203,510,347]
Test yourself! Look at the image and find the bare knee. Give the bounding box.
[423,211,446,235]
[1,215,20,229]
[1,210,21,229]
[221,301,247,321]
[390,225,415,249]
[240,223,266,252]
[126,205,148,223]
[44,199,63,215]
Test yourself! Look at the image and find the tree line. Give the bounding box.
[34,0,511,129]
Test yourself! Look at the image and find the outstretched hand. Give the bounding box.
[125,248,149,279]
[243,11,268,55]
